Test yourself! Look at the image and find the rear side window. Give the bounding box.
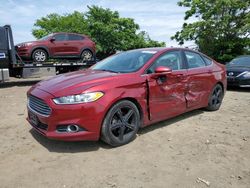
[184,51,206,69]
[202,55,213,65]
[68,34,84,41]
[54,34,67,41]
[0,27,7,50]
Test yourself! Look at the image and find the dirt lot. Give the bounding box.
[0,78,250,188]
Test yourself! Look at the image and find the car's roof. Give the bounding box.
[127,47,214,61]
[52,32,85,36]
[130,47,199,53]
[233,55,250,59]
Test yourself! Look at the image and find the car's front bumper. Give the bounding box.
[26,88,106,141]
[16,46,31,58]
[227,77,250,87]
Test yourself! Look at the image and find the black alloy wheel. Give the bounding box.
[206,84,224,111]
[101,100,140,146]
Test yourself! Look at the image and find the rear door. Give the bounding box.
[0,27,9,68]
[146,50,188,121]
[67,34,85,56]
[184,50,213,108]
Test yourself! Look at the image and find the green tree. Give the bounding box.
[32,6,165,59]
[33,11,88,38]
[172,0,250,62]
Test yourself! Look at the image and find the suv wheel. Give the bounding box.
[81,50,93,62]
[32,49,48,62]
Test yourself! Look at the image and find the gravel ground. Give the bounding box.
[0,78,250,188]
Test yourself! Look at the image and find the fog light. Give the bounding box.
[67,125,80,133]
[56,124,86,133]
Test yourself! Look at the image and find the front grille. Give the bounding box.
[36,121,48,131]
[28,95,51,116]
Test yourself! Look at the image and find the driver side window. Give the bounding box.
[146,51,184,74]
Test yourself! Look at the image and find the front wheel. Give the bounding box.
[206,84,224,111]
[101,100,140,147]
[32,49,48,62]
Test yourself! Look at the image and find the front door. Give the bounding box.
[146,50,188,122]
[49,34,68,56]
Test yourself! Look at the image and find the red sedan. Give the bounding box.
[27,48,226,146]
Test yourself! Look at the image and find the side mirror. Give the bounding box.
[149,66,172,81]
[50,37,55,42]
[155,66,172,74]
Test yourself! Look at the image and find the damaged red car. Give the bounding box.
[27,48,226,146]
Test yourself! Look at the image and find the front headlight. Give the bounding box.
[53,92,104,104]
[20,42,33,47]
[242,71,250,78]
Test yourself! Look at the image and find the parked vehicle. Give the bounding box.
[226,55,250,87]
[0,25,95,82]
[27,48,227,146]
[16,32,96,62]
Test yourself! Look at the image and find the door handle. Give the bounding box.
[176,74,187,81]
[176,74,185,79]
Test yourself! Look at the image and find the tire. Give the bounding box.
[206,84,224,111]
[101,100,140,147]
[81,50,93,62]
[32,49,48,62]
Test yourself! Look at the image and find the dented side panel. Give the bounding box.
[146,70,188,123]
[185,68,213,108]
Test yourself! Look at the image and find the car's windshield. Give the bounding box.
[228,56,250,67]
[91,50,157,73]
[39,34,53,41]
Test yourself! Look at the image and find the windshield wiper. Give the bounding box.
[95,69,119,73]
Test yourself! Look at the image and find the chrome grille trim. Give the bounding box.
[236,71,248,78]
[28,95,51,117]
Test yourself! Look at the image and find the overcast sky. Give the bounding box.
[0,0,194,46]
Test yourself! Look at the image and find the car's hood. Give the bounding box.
[226,65,250,72]
[35,69,118,97]
[15,40,44,46]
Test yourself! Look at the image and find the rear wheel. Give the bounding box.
[101,100,140,147]
[81,50,93,62]
[206,84,224,111]
[32,49,48,62]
